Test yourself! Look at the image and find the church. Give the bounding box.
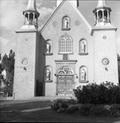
[13,0,118,99]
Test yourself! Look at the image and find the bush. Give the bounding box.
[51,99,68,111]
[79,104,92,116]
[51,99,120,117]
[90,105,110,116]
[79,104,120,117]
[66,104,79,113]
[110,104,120,117]
[51,99,77,113]
[73,82,120,104]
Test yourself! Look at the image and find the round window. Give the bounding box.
[21,58,28,65]
[102,58,110,65]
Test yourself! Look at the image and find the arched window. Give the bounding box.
[79,39,88,55]
[79,66,88,82]
[45,39,53,55]
[62,16,71,30]
[98,10,102,22]
[45,65,52,82]
[59,34,73,54]
[104,10,107,21]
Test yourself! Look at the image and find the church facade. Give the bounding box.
[13,0,118,99]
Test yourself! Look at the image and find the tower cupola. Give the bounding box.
[23,0,40,28]
[93,0,111,26]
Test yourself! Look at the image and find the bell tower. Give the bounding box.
[93,0,111,26]
[13,0,40,99]
[92,0,118,84]
[23,0,39,28]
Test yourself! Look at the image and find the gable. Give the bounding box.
[40,0,92,36]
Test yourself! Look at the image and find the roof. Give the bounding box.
[39,0,91,33]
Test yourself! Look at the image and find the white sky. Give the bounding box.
[0,0,120,54]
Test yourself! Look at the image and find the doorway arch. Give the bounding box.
[56,66,75,96]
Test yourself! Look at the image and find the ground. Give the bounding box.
[0,99,120,122]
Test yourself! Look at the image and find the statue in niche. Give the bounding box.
[63,16,70,29]
[80,40,86,53]
[46,68,51,81]
[46,43,51,54]
[80,67,87,81]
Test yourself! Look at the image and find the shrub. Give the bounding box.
[66,104,79,113]
[90,105,110,116]
[110,104,120,117]
[74,82,120,104]
[51,99,77,113]
[79,104,92,116]
[51,99,68,111]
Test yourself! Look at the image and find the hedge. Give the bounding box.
[73,82,120,104]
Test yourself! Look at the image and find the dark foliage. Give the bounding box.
[51,99,78,113]
[79,104,120,117]
[0,50,15,97]
[73,82,120,104]
[79,104,92,116]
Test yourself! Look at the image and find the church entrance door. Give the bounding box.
[56,66,74,96]
[57,75,74,96]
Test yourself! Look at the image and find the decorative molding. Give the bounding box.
[62,28,71,31]
[75,20,81,26]
[55,60,77,63]
[79,53,88,55]
[102,35,107,39]
[102,58,110,65]
[44,53,53,56]
[21,58,28,65]
[80,80,89,83]
[91,27,117,35]
[45,80,53,83]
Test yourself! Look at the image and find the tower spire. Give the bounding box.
[26,0,36,11]
[23,0,40,28]
[93,0,111,26]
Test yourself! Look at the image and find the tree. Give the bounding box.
[0,50,15,97]
[117,54,120,84]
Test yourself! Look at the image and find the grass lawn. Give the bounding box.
[0,101,120,122]
[1,108,120,122]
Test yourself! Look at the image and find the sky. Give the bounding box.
[0,0,120,55]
